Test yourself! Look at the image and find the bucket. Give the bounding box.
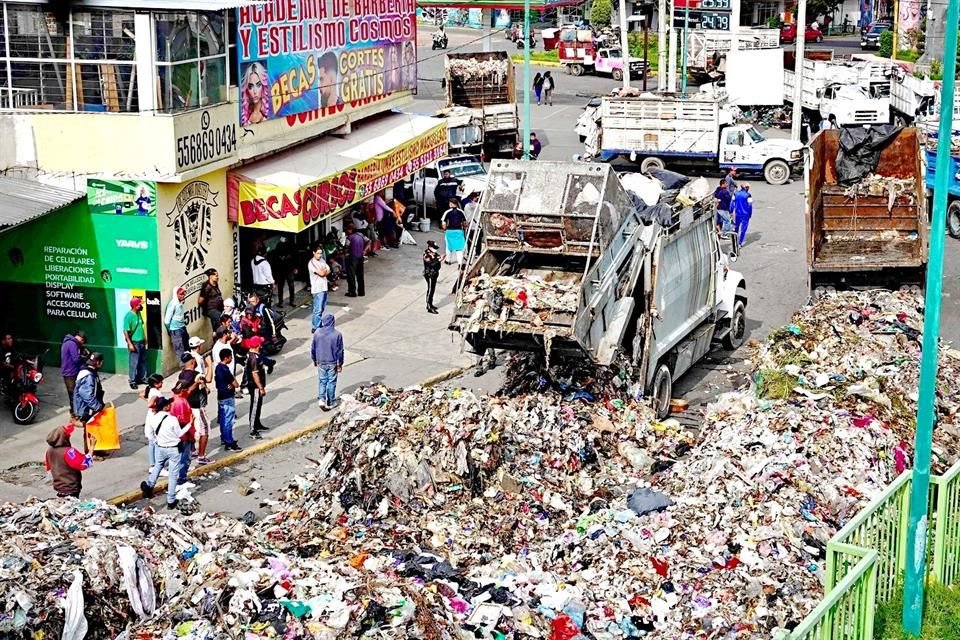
[418,218,431,233]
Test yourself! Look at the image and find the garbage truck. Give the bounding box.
[450,160,747,419]
[443,52,519,159]
[924,134,960,239]
[805,127,929,294]
[587,93,803,185]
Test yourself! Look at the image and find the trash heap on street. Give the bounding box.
[458,271,582,325]
[2,291,959,639]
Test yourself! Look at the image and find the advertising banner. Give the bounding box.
[87,179,157,217]
[235,122,447,232]
[236,0,418,126]
[0,199,161,373]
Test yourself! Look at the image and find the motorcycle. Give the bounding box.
[7,351,46,424]
[260,306,288,356]
[516,34,537,49]
[432,31,448,50]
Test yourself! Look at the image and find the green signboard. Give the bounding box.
[87,179,157,217]
[0,192,162,373]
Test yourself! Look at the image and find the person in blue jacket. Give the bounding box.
[734,184,754,246]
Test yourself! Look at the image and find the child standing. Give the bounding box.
[141,373,164,475]
[45,424,91,498]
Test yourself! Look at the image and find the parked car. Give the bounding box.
[780,23,824,43]
[412,155,488,210]
[861,22,892,49]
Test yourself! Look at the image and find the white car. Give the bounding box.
[412,155,488,210]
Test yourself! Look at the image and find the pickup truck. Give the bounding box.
[587,94,803,185]
[805,128,929,293]
[558,31,645,80]
[784,58,890,125]
[412,155,489,210]
[924,135,960,239]
[450,160,746,419]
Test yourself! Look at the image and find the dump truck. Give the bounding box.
[443,52,519,159]
[450,160,747,419]
[784,57,890,125]
[557,29,646,80]
[588,93,803,185]
[924,135,960,239]
[805,128,929,294]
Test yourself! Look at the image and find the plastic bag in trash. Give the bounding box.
[835,124,903,185]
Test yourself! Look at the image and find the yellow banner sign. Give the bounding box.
[234,123,447,232]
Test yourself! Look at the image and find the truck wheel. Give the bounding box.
[948,201,960,239]
[651,363,673,421]
[723,298,747,351]
[612,68,623,81]
[764,159,790,185]
[640,156,665,173]
[570,64,585,76]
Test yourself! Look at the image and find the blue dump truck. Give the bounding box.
[923,139,960,239]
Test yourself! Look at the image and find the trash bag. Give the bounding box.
[645,167,690,190]
[835,124,902,185]
[626,487,674,515]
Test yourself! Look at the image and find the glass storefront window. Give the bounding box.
[154,10,229,113]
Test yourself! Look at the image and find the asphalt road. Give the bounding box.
[182,28,960,518]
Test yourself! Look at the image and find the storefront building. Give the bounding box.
[0,0,437,373]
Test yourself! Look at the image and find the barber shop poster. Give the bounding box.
[236,0,418,125]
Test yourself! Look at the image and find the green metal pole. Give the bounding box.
[522,0,531,159]
[680,3,689,94]
[902,0,960,634]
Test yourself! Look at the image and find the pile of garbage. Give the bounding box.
[458,271,582,324]
[3,291,958,639]
[445,56,510,84]
[842,173,917,211]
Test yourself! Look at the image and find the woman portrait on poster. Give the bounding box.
[241,61,271,126]
[384,44,402,93]
[402,41,417,90]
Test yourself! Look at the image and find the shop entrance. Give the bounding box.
[237,224,325,308]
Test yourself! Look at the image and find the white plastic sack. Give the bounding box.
[679,176,711,203]
[400,230,417,246]
[117,544,156,618]
[619,173,663,207]
[60,570,88,640]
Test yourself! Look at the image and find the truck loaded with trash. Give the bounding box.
[805,126,929,294]
[449,160,747,419]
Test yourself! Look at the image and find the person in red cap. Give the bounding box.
[243,335,268,439]
[164,286,189,360]
[124,296,148,390]
[45,423,91,498]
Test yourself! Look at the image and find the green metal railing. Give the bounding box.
[775,460,960,640]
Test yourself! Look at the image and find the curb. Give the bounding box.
[107,365,470,507]
[509,56,564,68]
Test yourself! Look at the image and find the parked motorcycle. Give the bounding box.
[516,34,537,49]
[432,31,448,50]
[260,306,288,356]
[7,351,46,424]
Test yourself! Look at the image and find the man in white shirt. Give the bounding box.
[251,245,275,302]
[140,396,190,509]
[308,246,330,333]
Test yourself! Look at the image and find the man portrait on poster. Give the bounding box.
[318,51,344,108]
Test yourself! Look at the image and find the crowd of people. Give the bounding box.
[713,168,754,248]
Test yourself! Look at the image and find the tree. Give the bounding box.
[590,0,614,27]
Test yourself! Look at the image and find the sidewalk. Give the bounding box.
[0,230,474,503]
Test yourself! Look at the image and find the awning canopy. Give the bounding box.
[0,176,84,231]
[230,112,448,233]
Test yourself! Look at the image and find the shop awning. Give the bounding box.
[230,112,448,233]
[417,0,583,8]
[0,176,84,231]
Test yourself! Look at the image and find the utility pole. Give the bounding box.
[790,0,808,141]
[644,20,650,90]
[522,0,531,158]
[902,2,960,634]
[730,0,741,57]
[668,0,678,91]
[482,8,492,52]
[620,0,631,89]
[681,1,689,93]
[892,0,900,59]
[658,0,668,88]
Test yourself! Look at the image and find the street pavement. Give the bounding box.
[2,27,959,514]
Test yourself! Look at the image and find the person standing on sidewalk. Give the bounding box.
[244,336,268,439]
[124,297,148,390]
[141,373,164,475]
[308,246,330,332]
[140,396,189,510]
[74,353,105,452]
[215,349,241,451]
[533,72,544,105]
[60,331,86,419]
[423,240,443,314]
[734,184,754,246]
[271,237,298,308]
[441,199,467,265]
[170,375,196,484]
[164,287,189,360]
[311,313,344,411]
[344,223,369,298]
[45,423,91,498]
[198,268,224,330]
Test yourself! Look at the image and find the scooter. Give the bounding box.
[516,34,537,49]
[432,31,448,50]
[7,351,45,424]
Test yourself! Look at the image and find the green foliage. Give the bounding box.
[897,49,921,63]
[879,30,894,58]
[510,50,560,64]
[755,369,797,400]
[874,583,960,640]
[931,58,944,80]
[627,31,660,71]
[765,15,781,28]
[589,0,614,27]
